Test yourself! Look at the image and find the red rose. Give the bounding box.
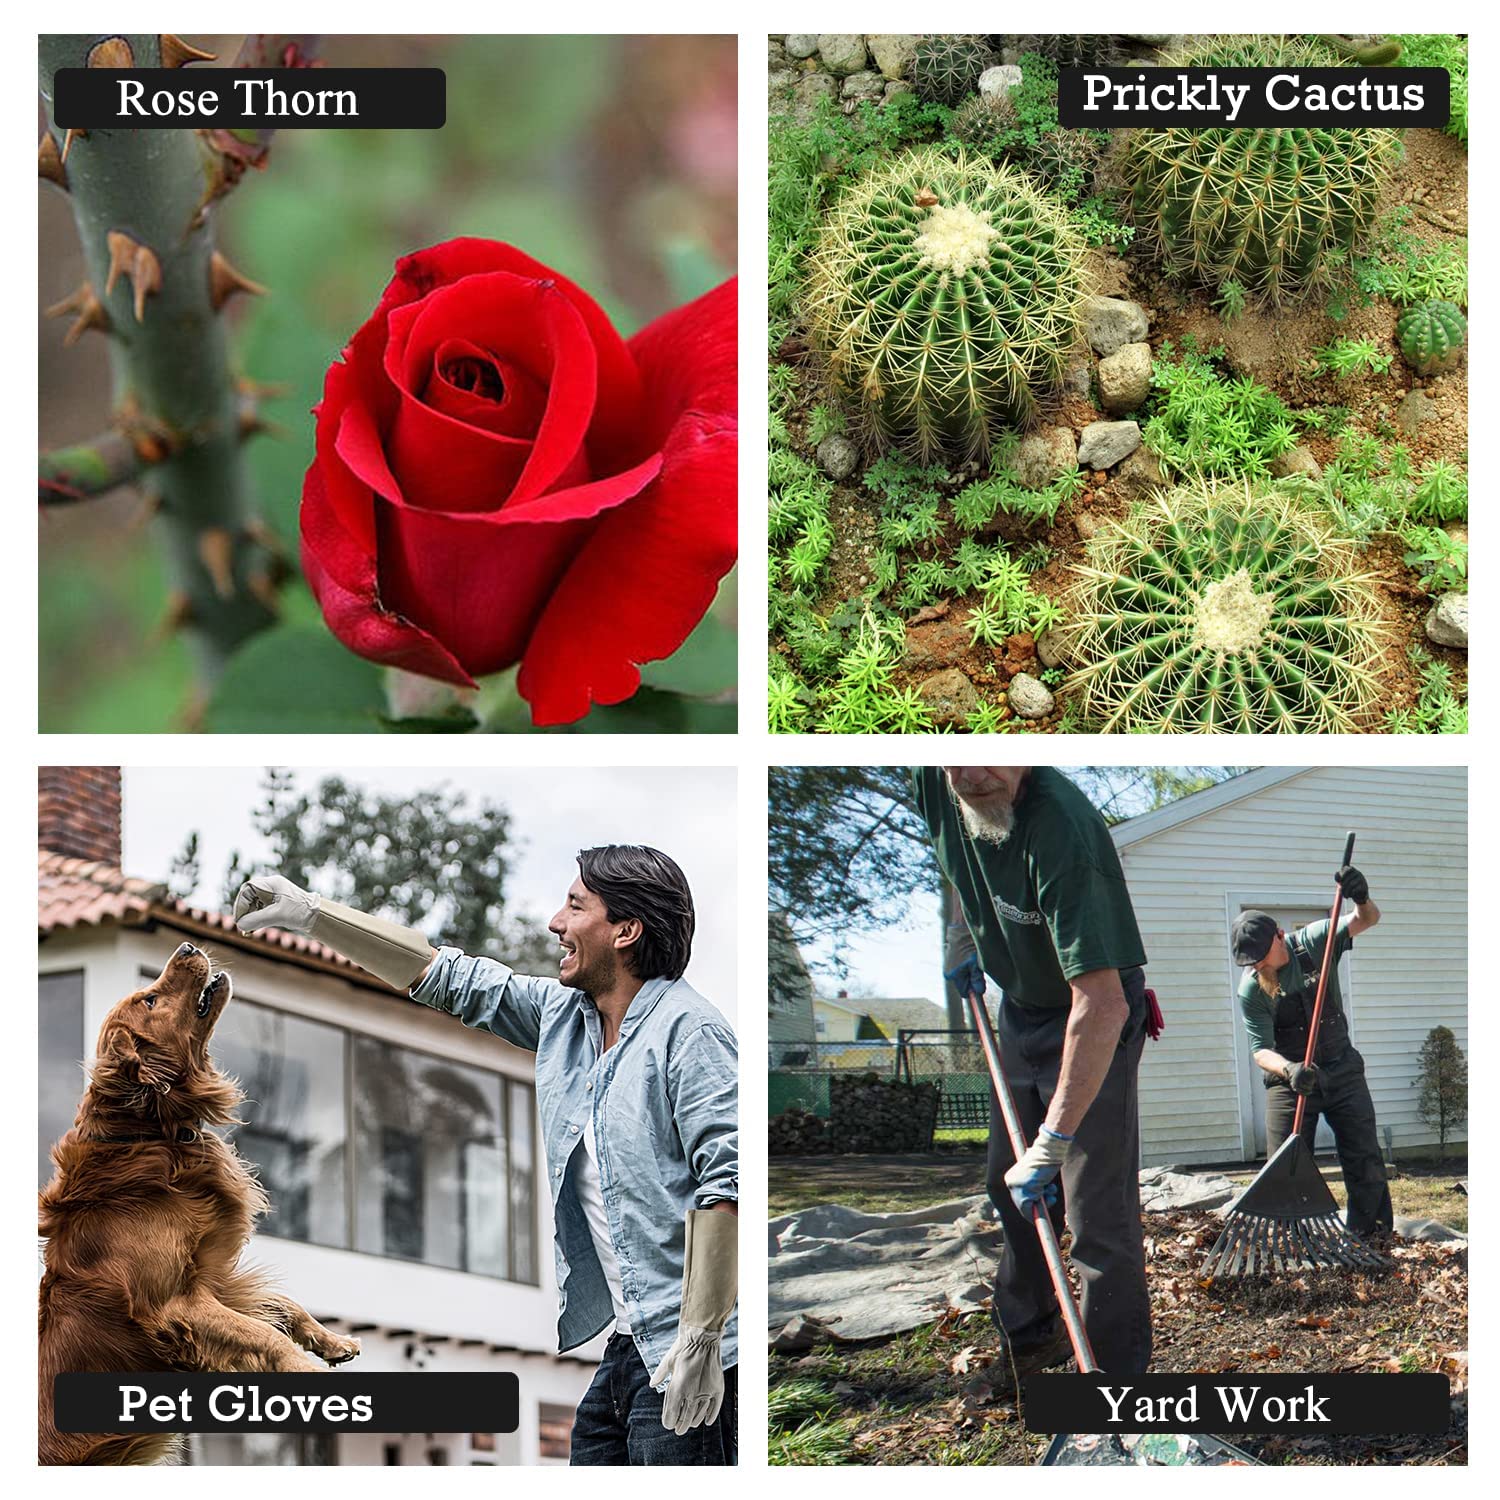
[300,238,737,726]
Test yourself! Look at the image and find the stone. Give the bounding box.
[1395,388,1438,438]
[1425,591,1468,649]
[1097,341,1152,415]
[785,34,819,59]
[790,72,838,123]
[1077,420,1142,470]
[903,614,973,673]
[883,80,912,103]
[1008,673,1054,719]
[1036,627,1070,670]
[768,68,799,103]
[1271,444,1322,480]
[1073,510,1098,540]
[1062,360,1092,402]
[841,70,885,103]
[917,668,979,728]
[816,434,859,481]
[867,33,919,80]
[768,38,790,69]
[1112,446,1164,502]
[816,34,868,77]
[978,64,1023,105]
[1083,295,1150,357]
[1013,424,1077,490]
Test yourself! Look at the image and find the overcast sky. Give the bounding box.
[123,767,737,1021]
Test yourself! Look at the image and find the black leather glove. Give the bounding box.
[1337,864,1369,904]
[1285,1061,1320,1095]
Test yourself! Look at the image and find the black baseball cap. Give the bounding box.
[1231,911,1279,966]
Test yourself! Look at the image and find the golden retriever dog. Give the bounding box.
[39,942,360,1465]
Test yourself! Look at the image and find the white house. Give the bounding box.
[1112,766,1467,1167]
[38,770,600,1465]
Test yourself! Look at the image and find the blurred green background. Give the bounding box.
[38,34,737,732]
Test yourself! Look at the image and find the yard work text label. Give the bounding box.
[1026,1373,1449,1435]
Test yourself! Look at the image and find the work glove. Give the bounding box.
[1003,1125,1073,1214]
[1336,864,1369,905]
[943,954,986,1001]
[650,1209,737,1435]
[234,873,434,991]
[1285,1061,1320,1095]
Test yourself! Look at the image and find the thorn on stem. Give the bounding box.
[247,570,283,615]
[105,230,163,323]
[198,527,237,600]
[87,37,135,68]
[60,129,87,164]
[156,590,197,642]
[161,34,216,68]
[209,251,265,311]
[39,134,68,189]
[46,283,111,345]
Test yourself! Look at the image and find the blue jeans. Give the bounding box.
[570,1333,737,1466]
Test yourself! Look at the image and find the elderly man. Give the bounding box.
[1231,861,1393,1241]
[912,766,1152,1380]
[234,844,738,1466]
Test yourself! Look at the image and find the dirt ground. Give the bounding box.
[775,125,1468,730]
[770,1157,1468,1465]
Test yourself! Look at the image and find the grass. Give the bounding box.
[1224,1157,1467,1233]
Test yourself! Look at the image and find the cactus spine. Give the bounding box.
[911,35,998,106]
[1120,36,1400,301]
[38,34,281,685]
[1063,478,1391,733]
[1397,300,1466,375]
[805,146,1088,460]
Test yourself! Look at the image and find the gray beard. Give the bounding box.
[959,795,1015,845]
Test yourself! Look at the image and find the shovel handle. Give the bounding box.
[964,986,1099,1375]
[1293,832,1355,1137]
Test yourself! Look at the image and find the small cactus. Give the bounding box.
[950,93,1016,148]
[1120,36,1400,301]
[1063,478,1391,733]
[805,146,1089,459]
[912,35,998,106]
[1397,300,1466,375]
[1010,34,1120,69]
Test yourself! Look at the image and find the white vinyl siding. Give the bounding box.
[1114,767,1467,1166]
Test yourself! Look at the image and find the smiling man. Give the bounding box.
[233,845,738,1466]
[913,766,1152,1382]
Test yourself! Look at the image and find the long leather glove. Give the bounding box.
[234,873,433,991]
[649,1209,737,1435]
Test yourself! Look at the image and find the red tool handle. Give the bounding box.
[1292,831,1355,1137]
[964,986,1098,1375]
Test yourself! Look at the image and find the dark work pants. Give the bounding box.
[570,1332,737,1466]
[1263,1046,1394,1237]
[984,970,1151,1374]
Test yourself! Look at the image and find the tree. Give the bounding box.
[167,831,201,902]
[1414,1025,1467,1161]
[214,768,556,973]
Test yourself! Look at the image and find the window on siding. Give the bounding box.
[538,1404,574,1460]
[39,970,85,1188]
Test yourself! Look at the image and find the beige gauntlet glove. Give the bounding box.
[649,1208,737,1435]
[233,873,433,991]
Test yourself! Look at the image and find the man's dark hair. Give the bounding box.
[576,845,695,981]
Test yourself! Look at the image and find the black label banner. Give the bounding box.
[1026,1373,1450,1435]
[53,68,446,129]
[54,1373,517,1433]
[1058,67,1449,128]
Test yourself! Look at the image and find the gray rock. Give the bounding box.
[1062,360,1092,402]
[978,64,1023,105]
[1425,591,1469,649]
[1013,425,1078,490]
[867,33,919,80]
[1078,420,1142,470]
[883,80,912,103]
[816,433,859,481]
[817,34,868,77]
[1271,444,1322,480]
[790,72,838,123]
[1138,1165,1237,1213]
[1083,295,1150,357]
[1073,510,1098,540]
[1396,388,1438,437]
[1036,627,1071,670]
[918,668,979,728]
[1097,341,1152,415]
[785,34,819,60]
[1112,446,1164,502]
[841,70,885,102]
[768,68,799,103]
[768,39,790,70]
[1008,673,1055,720]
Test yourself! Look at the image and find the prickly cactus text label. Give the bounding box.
[1059,68,1449,129]
[53,68,445,129]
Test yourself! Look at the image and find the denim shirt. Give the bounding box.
[410,949,738,1372]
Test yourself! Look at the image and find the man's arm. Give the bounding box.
[1045,967,1129,1136]
[1346,898,1380,939]
[666,1021,738,1207]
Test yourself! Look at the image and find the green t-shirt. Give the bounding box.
[1237,917,1353,1055]
[913,767,1147,1008]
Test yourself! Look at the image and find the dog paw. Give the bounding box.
[323,1335,361,1365]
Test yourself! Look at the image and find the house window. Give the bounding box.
[352,1037,537,1282]
[39,969,85,1188]
[210,1002,348,1249]
[538,1403,574,1460]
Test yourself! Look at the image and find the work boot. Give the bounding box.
[962,1326,1073,1403]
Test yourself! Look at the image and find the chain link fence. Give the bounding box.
[896,1029,991,1129]
[768,1039,898,1119]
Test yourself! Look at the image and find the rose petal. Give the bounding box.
[630,276,739,441]
[425,337,548,439]
[301,464,476,688]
